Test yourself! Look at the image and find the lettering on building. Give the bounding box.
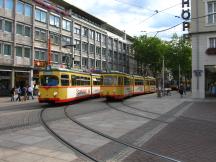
[181,0,190,31]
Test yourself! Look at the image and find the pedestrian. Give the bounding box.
[27,85,34,100]
[15,86,21,102]
[179,83,184,98]
[20,86,27,102]
[10,87,15,102]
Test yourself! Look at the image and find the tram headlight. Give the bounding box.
[38,92,40,96]
[53,91,58,97]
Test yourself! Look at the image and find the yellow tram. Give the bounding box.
[100,72,133,100]
[144,76,156,93]
[38,67,100,103]
[133,75,145,95]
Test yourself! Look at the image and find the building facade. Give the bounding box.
[191,0,216,98]
[0,0,136,96]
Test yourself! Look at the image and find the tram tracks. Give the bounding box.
[40,105,182,162]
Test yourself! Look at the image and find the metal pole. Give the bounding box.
[179,64,181,88]
[162,56,165,95]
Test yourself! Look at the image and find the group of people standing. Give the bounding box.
[10,85,35,102]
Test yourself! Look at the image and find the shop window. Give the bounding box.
[16,46,22,57]
[50,14,60,27]
[5,0,13,10]
[4,44,12,55]
[24,48,31,58]
[4,20,12,32]
[62,19,71,31]
[35,9,47,23]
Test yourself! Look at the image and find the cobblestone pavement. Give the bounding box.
[0,92,215,162]
[123,101,216,162]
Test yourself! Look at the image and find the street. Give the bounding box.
[0,92,216,162]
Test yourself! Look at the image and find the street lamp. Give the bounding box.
[62,44,76,69]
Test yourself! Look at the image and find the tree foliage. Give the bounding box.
[133,34,192,81]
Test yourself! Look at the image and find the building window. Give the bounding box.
[62,19,71,31]
[102,48,106,56]
[53,53,59,63]
[0,0,3,8]
[24,47,31,58]
[74,27,81,35]
[90,44,95,53]
[207,1,216,24]
[16,46,22,57]
[35,9,47,23]
[25,4,32,16]
[16,1,32,16]
[25,26,31,37]
[0,19,2,30]
[17,1,24,14]
[89,29,95,39]
[102,35,106,43]
[74,40,81,50]
[96,46,101,55]
[16,24,23,35]
[82,27,88,37]
[50,32,60,45]
[5,0,13,10]
[35,50,45,60]
[50,14,60,27]
[0,43,2,54]
[82,42,88,52]
[4,20,12,32]
[96,32,101,42]
[35,28,47,42]
[4,44,12,56]
[62,36,71,46]
[209,37,216,48]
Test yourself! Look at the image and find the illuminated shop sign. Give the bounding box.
[182,0,190,31]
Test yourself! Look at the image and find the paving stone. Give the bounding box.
[4,152,44,162]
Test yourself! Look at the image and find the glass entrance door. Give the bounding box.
[205,65,216,97]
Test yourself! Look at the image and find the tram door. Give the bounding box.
[205,65,216,97]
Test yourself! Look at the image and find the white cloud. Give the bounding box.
[64,0,187,40]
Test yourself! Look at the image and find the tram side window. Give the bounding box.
[144,80,149,86]
[71,75,77,86]
[40,75,59,86]
[61,75,69,86]
[118,77,123,86]
[84,77,90,86]
[103,76,117,85]
[135,79,144,85]
[124,77,130,86]
[150,80,155,85]
[93,78,101,85]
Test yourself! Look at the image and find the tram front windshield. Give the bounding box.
[103,76,117,85]
[40,75,59,86]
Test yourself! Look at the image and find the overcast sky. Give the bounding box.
[65,0,188,40]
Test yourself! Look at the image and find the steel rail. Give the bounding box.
[64,107,182,162]
[40,108,100,162]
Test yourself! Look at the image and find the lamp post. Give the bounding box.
[62,44,76,69]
